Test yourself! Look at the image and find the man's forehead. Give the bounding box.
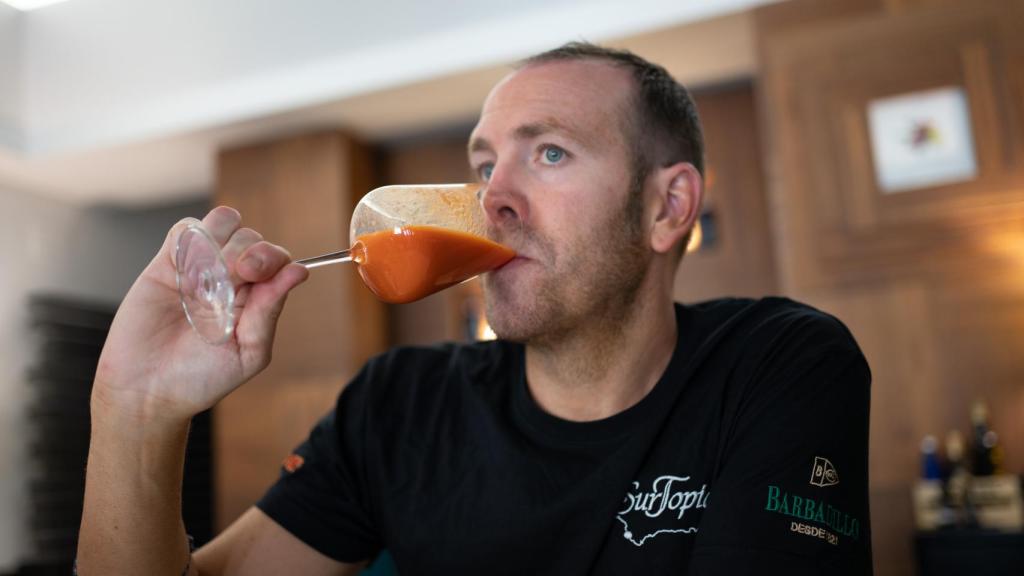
[470,60,632,146]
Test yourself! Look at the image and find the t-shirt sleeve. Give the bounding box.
[255,367,382,564]
[690,313,873,575]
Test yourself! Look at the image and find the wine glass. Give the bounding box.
[175,183,514,345]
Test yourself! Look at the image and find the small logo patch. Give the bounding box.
[282,454,304,473]
[810,456,839,487]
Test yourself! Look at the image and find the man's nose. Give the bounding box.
[480,164,529,230]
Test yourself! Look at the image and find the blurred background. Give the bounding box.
[1,0,1022,574]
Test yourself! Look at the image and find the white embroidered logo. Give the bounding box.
[810,456,839,487]
[616,475,709,546]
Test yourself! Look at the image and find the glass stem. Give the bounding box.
[296,249,353,269]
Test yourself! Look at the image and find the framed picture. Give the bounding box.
[867,86,978,194]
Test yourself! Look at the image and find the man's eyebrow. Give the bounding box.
[468,136,493,155]
[468,120,587,157]
[515,120,585,145]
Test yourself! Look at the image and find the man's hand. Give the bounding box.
[93,206,309,424]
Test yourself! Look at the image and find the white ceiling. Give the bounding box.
[0,1,73,10]
[0,0,773,206]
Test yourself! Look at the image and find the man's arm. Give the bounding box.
[78,394,366,576]
[194,508,365,575]
[689,310,872,575]
[75,207,363,574]
[76,396,195,575]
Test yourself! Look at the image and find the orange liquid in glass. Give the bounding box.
[352,225,516,303]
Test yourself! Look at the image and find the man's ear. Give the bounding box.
[649,162,703,254]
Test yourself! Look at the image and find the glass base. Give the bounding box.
[176,223,236,345]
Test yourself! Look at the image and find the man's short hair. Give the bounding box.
[519,42,705,189]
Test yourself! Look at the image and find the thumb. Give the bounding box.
[235,263,310,360]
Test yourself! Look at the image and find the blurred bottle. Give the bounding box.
[989,433,1005,475]
[921,435,942,480]
[944,429,978,526]
[970,400,997,476]
[914,434,951,530]
[945,430,968,502]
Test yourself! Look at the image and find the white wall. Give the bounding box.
[0,3,22,151]
[20,0,574,153]
[19,0,773,156]
[0,185,207,569]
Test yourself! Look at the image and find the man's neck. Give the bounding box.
[523,290,678,423]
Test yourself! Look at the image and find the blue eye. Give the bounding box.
[479,164,494,181]
[542,146,565,164]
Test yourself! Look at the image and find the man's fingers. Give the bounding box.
[220,228,292,284]
[221,227,263,280]
[201,206,242,245]
[235,263,310,360]
[159,206,303,361]
[162,207,243,271]
[236,241,293,283]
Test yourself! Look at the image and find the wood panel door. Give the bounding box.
[213,131,388,528]
[757,0,1024,573]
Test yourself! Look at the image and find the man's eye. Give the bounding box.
[478,164,494,181]
[542,146,565,164]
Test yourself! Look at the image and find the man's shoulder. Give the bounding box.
[685,295,836,320]
[678,296,865,379]
[684,296,859,350]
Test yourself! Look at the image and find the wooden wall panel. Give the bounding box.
[752,0,883,39]
[756,0,1024,573]
[761,0,1024,292]
[213,132,388,528]
[674,83,778,302]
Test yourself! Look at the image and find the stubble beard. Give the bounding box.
[482,181,650,345]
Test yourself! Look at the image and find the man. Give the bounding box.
[77,43,872,575]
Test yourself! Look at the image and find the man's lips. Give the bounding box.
[495,254,530,271]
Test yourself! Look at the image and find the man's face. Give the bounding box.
[468,60,651,343]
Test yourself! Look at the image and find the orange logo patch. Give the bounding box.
[282,454,305,473]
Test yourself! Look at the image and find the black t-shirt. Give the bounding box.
[257,297,873,575]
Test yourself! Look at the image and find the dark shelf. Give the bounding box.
[18,293,215,570]
[915,528,1024,576]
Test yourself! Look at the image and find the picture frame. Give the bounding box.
[866,86,978,194]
